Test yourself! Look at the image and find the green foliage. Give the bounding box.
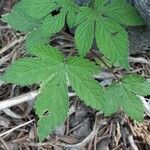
[2,0,79,50]
[2,0,144,68]
[1,0,148,142]
[103,75,150,121]
[2,45,104,141]
[75,0,144,68]
[2,2,42,32]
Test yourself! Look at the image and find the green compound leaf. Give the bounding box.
[2,2,41,32]
[2,0,79,51]
[3,45,104,141]
[75,0,144,68]
[104,75,150,122]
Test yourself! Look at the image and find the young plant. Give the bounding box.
[1,0,150,141]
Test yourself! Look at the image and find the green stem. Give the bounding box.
[89,0,95,8]
[97,57,120,82]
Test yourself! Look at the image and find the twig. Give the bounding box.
[0,50,16,65]
[0,36,25,55]
[128,135,138,150]
[0,91,76,110]
[129,57,150,64]
[0,119,35,137]
[0,91,149,120]
[0,137,10,150]
[59,113,107,148]
[0,91,38,110]
[3,108,22,119]
[139,96,150,117]
[93,72,121,80]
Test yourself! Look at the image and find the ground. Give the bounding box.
[0,1,150,150]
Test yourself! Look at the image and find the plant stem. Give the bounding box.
[89,0,95,8]
[97,57,120,82]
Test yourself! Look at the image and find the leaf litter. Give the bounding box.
[0,1,150,149]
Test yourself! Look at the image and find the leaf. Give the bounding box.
[3,45,104,141]
[67,56,99,76]
[25,30,49,54]
[101,0,145,26]
[3,45,65,86]
[26,44,65,65]
[95,18,129,69]
[75,19,95,56]
[66,57,105,110]
[122,75,150,96]
[75,0,143,68]
[67,9,77,28]
[104,75,150,121]
[2,2,41,32]
[58,0,79,27]
[35,73,69,142]
[21,0,57,20]
[39,10,66,37]
[3,58,53,85]
[94,0,109,9]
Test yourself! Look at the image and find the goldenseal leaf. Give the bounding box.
[104,75,150,121]
[3,45,104,141]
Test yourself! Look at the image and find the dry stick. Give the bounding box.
[0,72,121,110]
[0,91,38,110]
[59,113,107,149]
[0,137,10,150]
[0,119,35,137]
[0,105,76,139]
[0,91,76,111]
[0,50,16,65]
[0,90,149,117]
[129,57,150,64]
[128,135,138,150]
[139,96,150,117]
[0,36,25,55]
[3,108,22,119]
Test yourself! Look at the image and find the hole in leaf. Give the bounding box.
[101,13,108,18]
[111,32,118,37]
[43,110,49,117]
[51,8,61,16]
